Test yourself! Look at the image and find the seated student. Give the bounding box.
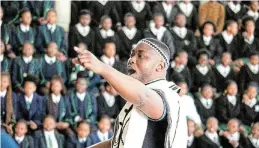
[168,50,192,88]
[169,13,197,68]
[66,121,92,148]
[216,20,239,60]
[225,1,247,23]
[239,16,259,57]
[39,42,67,95]
[216,81,241,126]
[247,1,259,38]
[13,119,34,148]
[247,122,259,148]
[117,13,142,61]
[143,13,175,57]
[34,115,65,148]
[95,15,119,57]
[197,117,222,148]
[191,50,216,93]
[68,9,95,58]
[12,9,36,56]
[35,9,67,56]
[89,115,113,145]
[240,82,259,126]
[12,42,40,93]
[1,73,17,135]
[68,76,97,127]
[187,119,199,148]
[194,84,216,125]
[213,52,235,93]
[178,81,202,125]
[220,119,247,148]
[0,40,11,72]
[96,82,120,121]
[44,76,74,136]
[239,51,259,93]
[16,75,45,133]
[197,21,223,64]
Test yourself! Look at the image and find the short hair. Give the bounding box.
[47,9,56,15]
[16,119,28,129]
[242,16,255,27]
[19,8,31,18]
[224,80,237,91]
[23,41,34,49]
[196,49,210,60]
[104,38,116,46]
[249,51,259,58]
[47,42,58,48]
[124,13,135,23]
[224,20,237,30]
[79,9,92,17]
[206,117,218,125]
[221,52,232,58]
[252,122,259,129]
[228,118,241,126]
[77,120,90,128]
[44,114,56,122]
[99,115,111,122]
[23,74,39,86]
[174,12,186,21]
[50,75,67,95]
[200,21,217,34]
[247,82,258,90]
[100,15,112,25]
[174,50,188,59]
[153,12,164,20]
[201,84,213,92]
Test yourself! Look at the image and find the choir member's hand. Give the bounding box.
[194,127,204,137]
[72,47,105,75]
[208,59,215,65]
[29,121,38,130]
[56,52,67,62]
[56,122,69,130]
[221,131,230,138]
[6,44,12,50]
[239,125,245,132]
[38,17,47,25]
[242,94,249,103]
[46,82,51,88]
[7,53,16,59]
[6,124,14,135]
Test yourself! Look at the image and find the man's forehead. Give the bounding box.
[131,43,154,53]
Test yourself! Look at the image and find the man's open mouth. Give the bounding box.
[127,68,136,75]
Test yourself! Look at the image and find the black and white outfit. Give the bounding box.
[187,134,198,148]
[194,97,216,125]
[240,98,259,126]
[220,132,247,148]
[197,131,222,148]
[239,63,259,93]
[247,134,259,148]
[247,10,259,38]
[239,34,259,58]
[225,2,247,22]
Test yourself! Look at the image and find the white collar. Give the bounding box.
[228,2,241,14]
[247,10,259,21]
[222,31,234,44]
[216,64,231,77]
[227,95,237,106]
[51,93,61,104]
[100,29,114,39]
[78,137,87,143]
[149,21,166,41]
[44,54,56,65]
[76,91,86,101]
[44,130,58,148]
[0,89,7,98]
[76,23,90,37]
[196,64,209,75]
[44,130,55,136]
[97,0,108,5]
[162,2,173,18]
[47,23,56,33]
[245,98,257,108]
[0,54,3,62]
[203,35,212,46]
[200,97,213,109]
[247,63,259,74]
[205,131,220,145]
[227,132,240,142]
[187,134,194,147]
[102,91,116,107]
[131,1,145,12]
[249,135,259,148]
[20,24,30,32]
[97,130,109,141]
[25,94,33,103]
[244,34,255,44]
[15,135,25,144]
[171,61,185,73]
[101,55,115,66]
[22,56,33,64]
[178,2,194,17]
[172,26,187,38]
[122,26,137,40]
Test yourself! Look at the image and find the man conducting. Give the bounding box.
[73,38,187,148]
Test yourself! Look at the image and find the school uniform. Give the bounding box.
[187,135,198,148]
[247,135,259,148]
[239,63,259,93]
[16,93,45,128]
[11,24,36,55]
[68,24,95,58]
[213,64,236,93]
[197,131,222,148]
[195,97,216,125]
[225,2,247,22]
[239,35,259,58]
[68,90,97,126]
[246,10,259,38]
[0,55,10,72]
[39,55,67,85]
[14,135,34,148]
[220,132,248,148]
[89,130,112,145]
[1,90,17,125]
[34,130,65,148]
[116,26,142,60]
[143,25,175,57]
[35,24,67,55]
[66,135,92,148]
[216,94,241,124]
[100,55,126,73]
[11,56,40,89]
[240,98,259,126]
[191,65,216,93]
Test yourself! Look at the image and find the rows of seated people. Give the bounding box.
[1,0,259,148]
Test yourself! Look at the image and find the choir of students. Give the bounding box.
[1,1,259,148]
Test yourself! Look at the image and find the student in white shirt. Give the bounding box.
[14,119,34,148]
[187,119,199,148]
[247,122,259,148]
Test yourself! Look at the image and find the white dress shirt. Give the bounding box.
[76,23,90,37]
[247,63,259,74]
[47,24,56,33]
[249,135,259,148]
[100,29,114,39]
[244,34,255,44]
[101,55,115,66]
[227,132,240,142]
[44,54,56,65]
[25,94,33,104]
[216,64,231,78]
[187,134,194,147]
[51,93,61,104]
[0,54,3,62]
[178,2,194,17]
[15,135,25,144]
[196,65,209,75]
[44,130,58,148]
[222,31,234,44]
[227,95,237,106]
[228,2,241,14]
[162,2,173,19]
[122,26,137,40]
[78,137,87,143]
[97,0,108,6]
[245,98,257,108]
[171,61,185,73]
[76,92,86,102]
[205,131,220,145]
[247,10,259,21]
[172,26,187,39]
[97,130,109,142]
[200,97,213,109]
[20,24,30,32]
[102,91,116,107]
[203,35,212,46]
[23,56,33,64]
[131,1,145,12]
[0,89,7,98]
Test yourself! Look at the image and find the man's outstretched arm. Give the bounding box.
[89,140,111,148]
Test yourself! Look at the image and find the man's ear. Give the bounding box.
[156,61,166,72]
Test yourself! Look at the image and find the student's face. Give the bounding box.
[21,12,32,25]
[125,16,136,28]
[179,52,188,65]
[76,79,87,93]
[201,87,213,99]
[221,53,232,66]
[24,82,36,96]
[51,80,62,95]
[179,83,188,96]
[0,76,10,90]
[250,55,259,65]
[175,14,186,27]
[47,43,58,57]
[246,21,255,34]
[47,11,57,24]
[0,7,3,20]
[198,55,208,66]
[154,16,164,28]
[203,24,214,36]
[187,120,195,136]
[22,44,34,57]
[227,120,239,134]
[77,123,90,138]
[98,118,111,133]
[44,118,56,131]
[229,23,238,35]
[206,119,218,133]
[252,126,259,138]
[104,43,116,58]
[247,86,258,99]
[250,1,259,11]
[0,41,5,54]
[80,15,91,26]
[15,123,28,137]
[102,18,112,30]
[106,85,118,96]
[227,83,238,96]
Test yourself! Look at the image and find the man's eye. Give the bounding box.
[138,54,144,58]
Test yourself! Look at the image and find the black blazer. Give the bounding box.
[197,134,222,148]
[220,133,248,148]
